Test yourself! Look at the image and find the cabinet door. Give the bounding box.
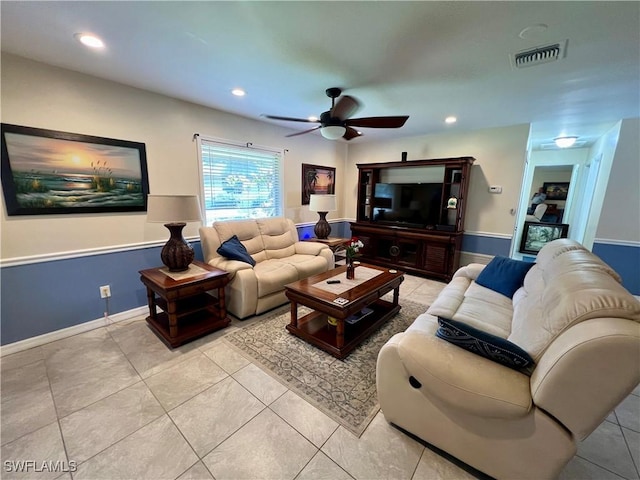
[375,237,396,260]
[422,242,450,274]
[397,238,420,267]
[356,234,375,257]
[357,169,375,222]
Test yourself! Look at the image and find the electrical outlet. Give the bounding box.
[99,285,111,298]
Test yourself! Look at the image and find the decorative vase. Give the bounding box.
[346,257,355,280]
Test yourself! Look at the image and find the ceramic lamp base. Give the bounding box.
[161,223,194,272]
[314,211,332,239]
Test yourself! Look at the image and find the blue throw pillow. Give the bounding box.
[435,317,534,372]
[475,256,534,298]
[217,235,256,266]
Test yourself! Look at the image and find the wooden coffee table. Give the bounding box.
[284,263,404,359]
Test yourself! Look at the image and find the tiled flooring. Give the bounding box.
[1,274,639,480]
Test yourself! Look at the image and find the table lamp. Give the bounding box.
[147,194,202,272]
[309,194,337,239]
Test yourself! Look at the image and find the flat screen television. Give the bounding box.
[372,182,443,228]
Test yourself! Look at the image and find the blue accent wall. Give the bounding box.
[2,224,637,346]
[1,243,203,346]
[461,234,512,257]
[593,242,640,296]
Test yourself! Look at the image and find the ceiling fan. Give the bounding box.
[262,87,409,140]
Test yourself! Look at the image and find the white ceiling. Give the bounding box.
[1,1,639,148]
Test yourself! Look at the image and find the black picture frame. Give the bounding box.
[543,182,570,201]
[519,221,569,255]
[1,123,149,216]
[302,163,335,205]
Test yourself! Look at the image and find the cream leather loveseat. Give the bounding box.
[200,217,333,319]
[377,239,640,480]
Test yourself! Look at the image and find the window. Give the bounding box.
[198,137,283,225]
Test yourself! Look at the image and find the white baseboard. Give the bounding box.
[0,306,148,357]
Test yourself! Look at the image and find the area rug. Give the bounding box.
[223,299,429,436]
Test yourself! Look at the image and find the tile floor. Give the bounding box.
[1,274,639,480]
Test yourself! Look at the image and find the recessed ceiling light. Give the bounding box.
[308,116,319,122]
[231,88,246,97]
[554,136,578,148]
[74,33,104,49]
[445,116,457,124]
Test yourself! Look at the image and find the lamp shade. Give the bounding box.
[321,126,346,140]
[309,194,337,212]
[147,195,202,223]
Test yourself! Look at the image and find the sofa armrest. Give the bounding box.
[396,331,532,419]
[531,317,640,440]
[294,241,330,256]
[452,263,486,281]
[207,257,253,279]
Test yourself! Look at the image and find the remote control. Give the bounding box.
[327,279,341,284]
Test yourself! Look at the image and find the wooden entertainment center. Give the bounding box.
[351,157,474,281]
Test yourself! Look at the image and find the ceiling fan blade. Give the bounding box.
[285,126,321,138]
[331,95,361,121]
[343,126,361,141]
[346,116,409,128]
[261,114,318,124]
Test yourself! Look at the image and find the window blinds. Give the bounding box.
[199,138,283,225]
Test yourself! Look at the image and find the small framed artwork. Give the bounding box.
[543,182,570,201]
[1,123,149,216]
[302,163,335,205]
[519,221,569,255]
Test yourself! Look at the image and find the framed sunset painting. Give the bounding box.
[1,124,149,216]
[301,163,335,205]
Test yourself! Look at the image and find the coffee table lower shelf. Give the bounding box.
[286,299,400,359]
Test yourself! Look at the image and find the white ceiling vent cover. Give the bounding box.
[541,140,586,150]
[511,40,568,69]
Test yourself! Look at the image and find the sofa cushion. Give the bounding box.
[475,256,534,299]
[212,219,267,262]
[280,254,329,278]
[257,218,298,259]
[253,260,299,297]
[217,235,256,266]
[436,317,534,372]
[427,278,513,338]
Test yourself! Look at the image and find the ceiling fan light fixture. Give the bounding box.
[554,136,578,148]
[320,125,346,140]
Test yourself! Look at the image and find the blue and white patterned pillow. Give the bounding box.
[435,317,534,373]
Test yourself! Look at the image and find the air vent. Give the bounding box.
[540,140,586,150]
[511,40,568,69]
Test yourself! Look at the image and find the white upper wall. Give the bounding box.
[596,118,640,242]
[2,54,637,260]
[345,125,531,236]
[0,53,347,259]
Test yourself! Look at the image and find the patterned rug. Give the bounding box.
[223,299,429,436]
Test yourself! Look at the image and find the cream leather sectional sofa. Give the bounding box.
[377,239,640,480]
[200,217,333,319]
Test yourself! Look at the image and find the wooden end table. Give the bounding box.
[139,260,230,348]
[306,237,350,262]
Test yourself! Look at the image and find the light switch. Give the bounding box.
[489,185,502,193]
